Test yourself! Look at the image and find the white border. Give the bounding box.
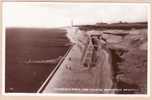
[1,2,151,97]
[2,3,6,95]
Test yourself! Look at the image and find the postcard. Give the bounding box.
[1,2,151,98]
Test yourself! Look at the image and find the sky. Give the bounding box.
[3,2,149,28]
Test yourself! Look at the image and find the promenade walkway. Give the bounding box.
[43,37,114,93]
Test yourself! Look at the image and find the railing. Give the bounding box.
[37,45,73,93]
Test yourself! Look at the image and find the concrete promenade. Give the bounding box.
[43,38,114,93]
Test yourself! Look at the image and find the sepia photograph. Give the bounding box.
[3,2,149,95]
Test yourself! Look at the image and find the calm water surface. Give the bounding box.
[6,28,70,93]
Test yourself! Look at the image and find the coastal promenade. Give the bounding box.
[42,34,114,93]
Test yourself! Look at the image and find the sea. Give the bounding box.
[5,27,71,93]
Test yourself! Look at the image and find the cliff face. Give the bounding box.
[80,28,147,94]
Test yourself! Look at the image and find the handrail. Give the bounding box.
[37,45,73,93]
